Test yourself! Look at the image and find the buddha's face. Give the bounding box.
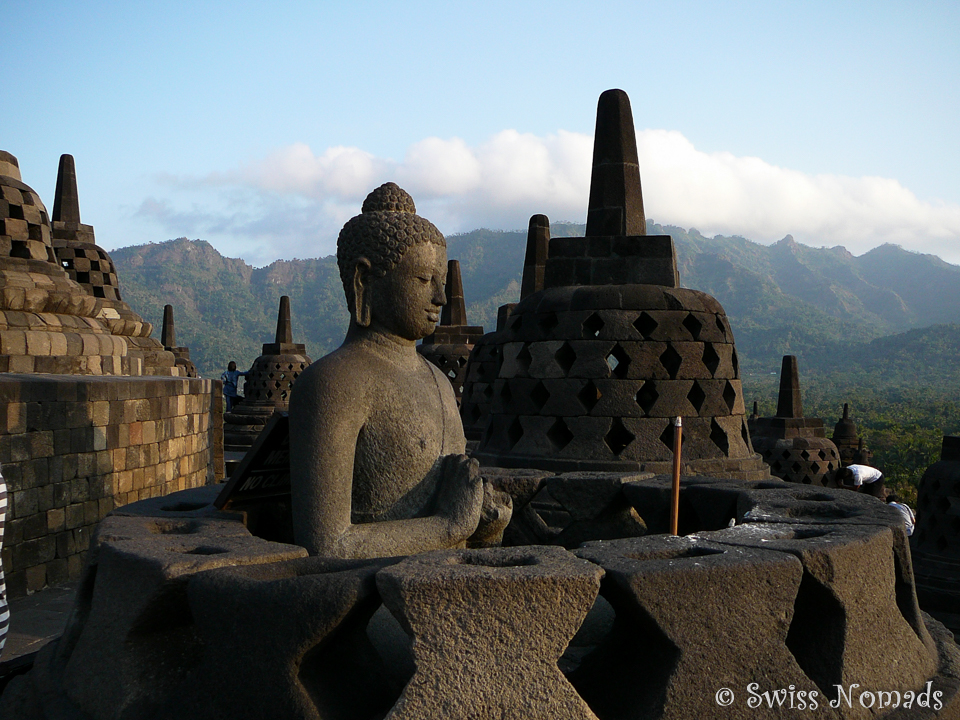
[369,242,447,341]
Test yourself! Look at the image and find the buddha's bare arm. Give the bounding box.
[289,364,483,558]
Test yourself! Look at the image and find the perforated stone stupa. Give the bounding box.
[417,259,483,403]
[0,151,177,376]
[472,91,767,479]
[750,355,841,485]
[912,435,960,637]
[223,296,311,453]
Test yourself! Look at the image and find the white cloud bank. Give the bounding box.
[138,129,960,267]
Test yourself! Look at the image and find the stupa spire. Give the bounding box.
[585,89,646,238]
[53,154,81,224]
[776,355,803,419]
[161,305,175,348]
[440,260,466,326]
[275,296,293,344]
[520,215,550,300]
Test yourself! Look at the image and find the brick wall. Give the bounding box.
[0,373,224,597]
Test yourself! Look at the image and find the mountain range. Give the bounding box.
[110,224,960,387]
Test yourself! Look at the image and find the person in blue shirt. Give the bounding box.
[221,361,248,412]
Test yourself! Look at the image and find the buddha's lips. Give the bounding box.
[427,311,440,323]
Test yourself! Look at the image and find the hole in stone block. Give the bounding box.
[507,417,524,448]
[500,381,512,404]
[710,419,729,455]
[8,204,24,220]
[516,345,532,374]
[722,381,737,412]
[531,381,550,411]
[578,380,601,412]
[687,382,706,413]
[682,313,702,340]
[633,312,658,339]
[170,546,230,555]
[741,419,751,449]
[732,349,740,378]
[605,418,635,456]
[450,553,540,567]
[786,572,846,702]
[701,343,720,377]
[606,344,630,379]
[659,346,682,379]
[635,383,658,415]
[149,520,200,534]
[547,418,574,451]
[555,342,577,375]
[582,313,605,338]
[161,501,209,512]
[539,311,558,333]
[715,315,727,339]
[659,423,676,453]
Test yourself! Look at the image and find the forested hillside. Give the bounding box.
[112,226,960,499]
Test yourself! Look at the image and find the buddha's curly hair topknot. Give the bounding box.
[337,182,445,290]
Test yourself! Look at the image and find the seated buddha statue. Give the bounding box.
[289,182,510,557]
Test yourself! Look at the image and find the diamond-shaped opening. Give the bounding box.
[500,381,513,404]
[687,381,706,413]
[710,418,729,455]
[511,315,524,331]
[605,418,635,456]
[457,356,468,367]
[507,417,524,448]
[741,419,751,449]
[810,462,821,474]
[722,381,737,412]
[578,380,601,412]
[791,462,802,473]
[516,345,532,373]
[468,404,482,423]
[539,312,559,333]
[531,381,550,411]
[825,462,836,472]
[818,450,827,460]
[633,312,658,339]
[582,313,605,338]
[715,315,727,339]
[800,450,810,461]
[682,313,703,340]
[702,343,721,377]
[606,344,630,379]
[732,349,740,378]
[635,382,659,415]
[659,423,676,453]
[482,384,493,399]
[555,342,577,375]
[659,345,682,379]
[547,418,574,451]
[781,450,792,460]
[937,496,951,513]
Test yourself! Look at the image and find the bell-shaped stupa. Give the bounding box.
[472,90,768,479]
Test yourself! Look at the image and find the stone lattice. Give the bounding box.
[224,296,311,453]
[417,259,483,403]
[750,356,841,486]
[472,91,766,479]
[912,435,960,636]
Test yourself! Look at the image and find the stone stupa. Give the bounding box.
[160,304,199,378]
[0,151,178,376]
[749,355,841,485]
[223,296,311,453]
[416,259,483,403]
[472,90,768,480]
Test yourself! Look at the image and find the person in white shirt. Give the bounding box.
[886,494,916,536]
[835,463,885,498]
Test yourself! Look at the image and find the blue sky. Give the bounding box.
[7,1,960,266]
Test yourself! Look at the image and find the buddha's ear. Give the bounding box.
[352,257,373,327]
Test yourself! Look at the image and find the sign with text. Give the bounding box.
[215,413,291,509]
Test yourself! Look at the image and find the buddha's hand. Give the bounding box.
[467,481,513,548]
[436,454,484,541]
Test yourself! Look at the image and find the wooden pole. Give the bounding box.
[670,417,682,536]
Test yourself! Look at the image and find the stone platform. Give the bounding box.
[2,476,959,719]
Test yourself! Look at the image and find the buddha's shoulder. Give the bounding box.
[295,344,391,393]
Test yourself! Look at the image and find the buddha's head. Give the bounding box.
[338,183,448,341]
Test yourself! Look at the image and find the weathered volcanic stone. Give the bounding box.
[573,535,825,720]
[913,435,960,638]
[60,512,305,720]
[176,556,400,720]
[376,545,603,719]
[697,522,937,709]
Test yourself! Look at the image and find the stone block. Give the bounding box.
[377,546,603,719]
